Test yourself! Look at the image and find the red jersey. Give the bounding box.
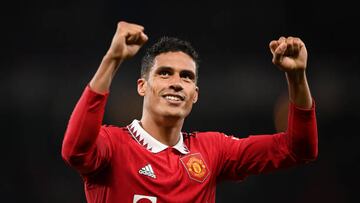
[61,86,318,203]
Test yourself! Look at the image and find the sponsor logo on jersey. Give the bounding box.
[180,153,210,182]
[139,164,156,179]
[133,194,157,203]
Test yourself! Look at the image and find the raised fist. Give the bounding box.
[107,21,148,60]
[269,36,307,73]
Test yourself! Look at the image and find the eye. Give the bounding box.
[159,70,171,77]
[180,71,195,82]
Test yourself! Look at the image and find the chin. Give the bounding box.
[162,112,184,119]
[161,109,188,119]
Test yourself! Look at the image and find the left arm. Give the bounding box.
[217,37,318,180]
[269,36,318,160]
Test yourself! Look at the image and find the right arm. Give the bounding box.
[61,21,148,174]
[90,21,148,93]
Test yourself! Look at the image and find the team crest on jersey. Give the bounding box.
[180,153,210,182]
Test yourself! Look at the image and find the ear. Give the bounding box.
[192,86,199,104]
[137,78,147,96]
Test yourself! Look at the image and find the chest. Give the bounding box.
[118,147,212,186]
[85,134,218,202]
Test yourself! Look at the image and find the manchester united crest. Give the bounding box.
[180,153,210,182]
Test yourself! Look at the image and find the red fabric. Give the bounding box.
[61,86,318,203]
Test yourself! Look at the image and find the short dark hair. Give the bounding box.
[141,36,199,80]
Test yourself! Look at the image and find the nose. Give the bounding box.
[170,83,183,92]
[169,74,183,92]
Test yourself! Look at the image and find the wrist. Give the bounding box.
[103,51,124,63]
[285,70,307,85]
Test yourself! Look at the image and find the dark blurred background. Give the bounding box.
[2,0,359,202]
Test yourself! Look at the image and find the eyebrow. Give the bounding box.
[157,66,195,74]
[156,66,174,72]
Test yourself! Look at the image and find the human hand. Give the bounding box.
[106,21,148,60]
[269,36,307,72]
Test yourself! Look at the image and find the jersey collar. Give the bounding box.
[127,119,189,154]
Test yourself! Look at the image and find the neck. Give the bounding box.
[140,113,184,146]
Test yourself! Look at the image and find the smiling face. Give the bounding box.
[137,51,199,120]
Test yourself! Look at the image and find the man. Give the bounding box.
[61,21,318,203]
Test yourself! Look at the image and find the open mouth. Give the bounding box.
[162,94,185,102]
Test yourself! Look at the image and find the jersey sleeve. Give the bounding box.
[217,101,318,181]
[61,85,113,175]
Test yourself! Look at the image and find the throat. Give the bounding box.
[139,116,183,146]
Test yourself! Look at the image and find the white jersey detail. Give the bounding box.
[133,194,157,203]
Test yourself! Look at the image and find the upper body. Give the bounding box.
[61,21,318,203]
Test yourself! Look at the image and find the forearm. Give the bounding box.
[89,54,123,94]
[285,70,318,161]
[286,98,318,161]
[286,70,312,109]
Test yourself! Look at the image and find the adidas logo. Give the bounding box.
[139,164,156,179]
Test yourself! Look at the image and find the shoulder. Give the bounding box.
[191,131,222,137]
[100,124,132,142]
[101,124,126,132]
[184,131,227,142]
[185,131,244,142]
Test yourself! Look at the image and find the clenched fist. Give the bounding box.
[107,21,148,60]
[269,36,307,73]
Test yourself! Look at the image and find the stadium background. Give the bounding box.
[2,0,359,202]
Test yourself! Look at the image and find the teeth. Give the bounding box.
[165,96,181,101]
